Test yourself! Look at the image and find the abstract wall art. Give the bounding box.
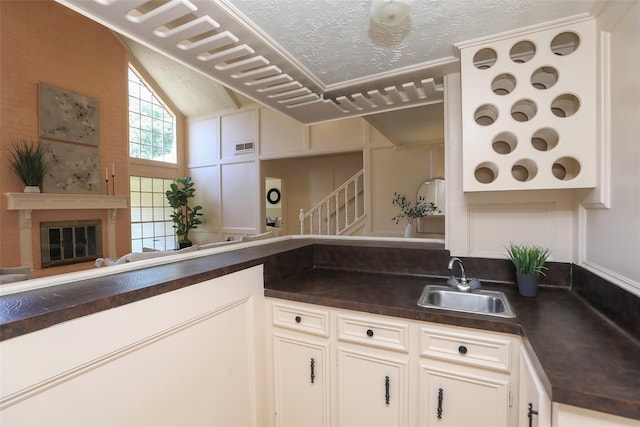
[38,83,100,145]
[42,140,101,194]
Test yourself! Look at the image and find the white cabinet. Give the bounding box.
[519,348,551,427]
[419,364,510,427]
[418,324,517,427]
[271,302,331,427]
[336,313,410,427]
[273,334,330,427]
[268,298,520,427]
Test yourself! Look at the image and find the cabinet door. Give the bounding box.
[419,363,510,427]
[273,334,330,427]
[519,350,551,427]
[337,347,409,427]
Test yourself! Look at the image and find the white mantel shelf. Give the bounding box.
[4,193,129,269]
[4,193,128,210]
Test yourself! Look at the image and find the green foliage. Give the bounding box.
[165,176,203,244]
[505,243,550,276]
[7,139,48,187]
[391,192,440,224]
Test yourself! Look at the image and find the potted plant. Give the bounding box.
[7,139,49,192]
[165,176,203,249]
[392,192,439,238]
[505,242,550,297]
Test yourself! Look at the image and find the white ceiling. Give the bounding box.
[57,0,600,131]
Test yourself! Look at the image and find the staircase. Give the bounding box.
[299,170,365,236]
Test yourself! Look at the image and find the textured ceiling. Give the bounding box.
[57,0,599,133]
[226,0,598,87]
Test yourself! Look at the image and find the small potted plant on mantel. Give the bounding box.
[7,139,48,193]
[505,242,550,297]
[165,176,204,249]
[392,192,440,238]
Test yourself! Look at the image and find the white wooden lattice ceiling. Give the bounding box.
[56,0,598,124]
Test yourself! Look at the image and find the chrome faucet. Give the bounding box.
[447,257,481,292]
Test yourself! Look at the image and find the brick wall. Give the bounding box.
[0,0,131,271]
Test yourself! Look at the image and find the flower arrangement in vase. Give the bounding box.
[392,192,440,238]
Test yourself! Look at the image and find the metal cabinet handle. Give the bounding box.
[458,345,468,354]
[367,329,374,337]
[528,403,539,427]
[295,315,301,323]
[310,357,315,384]
[385,376,390,405]
[437,388,443,419]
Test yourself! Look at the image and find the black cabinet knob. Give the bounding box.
[295,316,301,323]
[367,329,374,337]
[458,345,468,354]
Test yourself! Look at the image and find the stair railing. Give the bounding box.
[299,169,364,235]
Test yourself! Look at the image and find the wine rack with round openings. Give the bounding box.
[458,19,597,191]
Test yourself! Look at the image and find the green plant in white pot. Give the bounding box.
[7,139,49,192]
[165,176,203,249]
[505,242,550,297]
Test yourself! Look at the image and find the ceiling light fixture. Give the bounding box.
[370,0,414,27]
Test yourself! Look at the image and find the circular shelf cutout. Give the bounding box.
[492,132,517,154]
[492,73,516,95]
[551,31,580,56]
[474,162,498,184]
[473,48,498,69]
[511,159,538,182]
[474,104,499,126]
[552,157,581,180]
[531,128,559,151]
[531,66,558,89]
[511,99,537,122]
[551,94,580,117]
[510,40,536,63]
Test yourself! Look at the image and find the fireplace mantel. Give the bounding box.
[5,193,128,210]
[4,193,129,269]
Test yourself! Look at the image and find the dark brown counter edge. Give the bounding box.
[1,237,639,420]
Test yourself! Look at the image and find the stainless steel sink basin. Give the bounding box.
[417,285,516,318]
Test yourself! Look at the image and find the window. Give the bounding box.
[128,66,176,163]
[130,176,176,252]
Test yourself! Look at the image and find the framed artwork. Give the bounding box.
[42,140,101,194]
[38,83,99,145]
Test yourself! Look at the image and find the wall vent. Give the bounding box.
[235,140,255,154]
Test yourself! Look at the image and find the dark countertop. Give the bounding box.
[264,267,640,420]
[1,238,639,420]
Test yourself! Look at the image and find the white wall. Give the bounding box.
[581,0,640,294]
[445,2,640,297]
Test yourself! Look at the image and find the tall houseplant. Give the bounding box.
[505,242,550,297]
[7,139,48,192]
[165,176,203,248]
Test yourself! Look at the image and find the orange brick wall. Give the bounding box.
[0,0,131,271]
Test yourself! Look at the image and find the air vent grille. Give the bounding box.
[235,140,255,154]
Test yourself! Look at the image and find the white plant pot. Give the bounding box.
[24,186,41,193]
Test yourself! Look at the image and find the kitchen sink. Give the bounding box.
[417,285,516,318]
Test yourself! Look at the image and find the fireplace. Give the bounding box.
[40,220,103,268]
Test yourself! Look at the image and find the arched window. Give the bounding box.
[128,66,176,163]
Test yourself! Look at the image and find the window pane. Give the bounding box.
[130,175,177,255]
[128,65,176,163]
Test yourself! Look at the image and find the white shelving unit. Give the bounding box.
[458,18,597,192]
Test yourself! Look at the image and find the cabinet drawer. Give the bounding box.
[337,313,410,353]
[419,325,514,372]
[272,302,330,337]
